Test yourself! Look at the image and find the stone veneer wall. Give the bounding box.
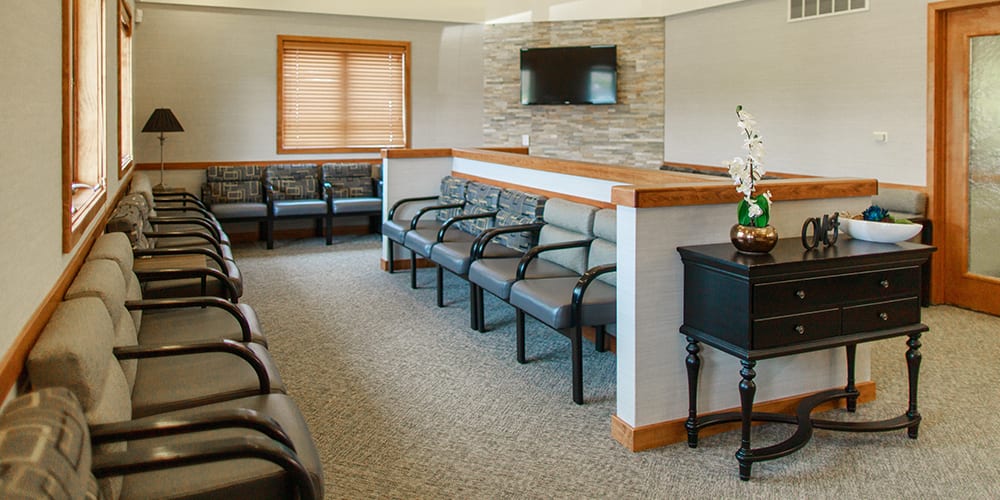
[483,18,664,169]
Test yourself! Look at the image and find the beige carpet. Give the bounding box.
[235,235,1000,499]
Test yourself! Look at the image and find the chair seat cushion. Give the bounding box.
[272,199,327,217]
[430,240,520,275]
[137,303,266,347]
[469,257,578,300]
[403,226,475,258]
[331,197,381,215]
[211,202,267,220]
[129,343,285,418]
[118,394,323,500]
[509,276,617,330]
[382,219,439,244]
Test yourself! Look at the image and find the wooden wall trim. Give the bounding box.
[611,381,876,452]
[451,172,615,209]
[0,174,134,398]
[612,177,878,209]
[662,160,819,179]
[382,148,454,159]
[135,158,382,171]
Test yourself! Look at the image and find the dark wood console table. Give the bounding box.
[676,238,935,480]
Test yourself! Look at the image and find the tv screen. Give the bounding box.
[520,45,617,105]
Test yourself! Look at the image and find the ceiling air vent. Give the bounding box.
[789,0,868,22]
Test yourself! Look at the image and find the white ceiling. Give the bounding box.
[138,0,745,24]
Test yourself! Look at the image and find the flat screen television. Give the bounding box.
[520,45,617,105]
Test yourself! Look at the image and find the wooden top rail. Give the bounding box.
[382,147,529,159]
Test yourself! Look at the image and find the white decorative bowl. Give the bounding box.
[841,218,923,244]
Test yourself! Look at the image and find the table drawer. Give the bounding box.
[754,267,921,316]
[843,297,921,334]
[752,309,841,350]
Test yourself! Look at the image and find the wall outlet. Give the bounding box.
[873,131,888,143]
[521,134,530,146]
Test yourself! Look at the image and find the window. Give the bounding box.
[117,0,134,177]
[277,35,410,153]
[789,0,867,21]
[63,0,107,252]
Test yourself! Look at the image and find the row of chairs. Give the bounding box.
[383,176,618,404]
[7,179,324,497]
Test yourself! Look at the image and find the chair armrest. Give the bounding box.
[516,239,594,280]
[90,436,318,500]
[113,339,269,393]
[410,202,465,229]
[154,192,207,208]
[125,297,252,343]
[154,205,218,220]
[472,223,545,259]
[572,263,617,307]
[436,211,499,242]
[134,247,227,273]
[133,267,240,302]
[144,230,224,257]
[149,216,222,240]
[90,407,293,450]
[387,195,439,220]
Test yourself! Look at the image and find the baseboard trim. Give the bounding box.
[611,381,877,452]
[379,258,436,271]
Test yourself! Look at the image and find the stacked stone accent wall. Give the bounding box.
[483,18,665,169]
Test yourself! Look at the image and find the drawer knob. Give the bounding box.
[796,290,806,299]
[881,279,890,289]
[795,325,806,335]
[879,312,889,321]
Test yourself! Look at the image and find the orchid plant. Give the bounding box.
[726,105,772,228]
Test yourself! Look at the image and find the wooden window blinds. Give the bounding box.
[277,36,410,153]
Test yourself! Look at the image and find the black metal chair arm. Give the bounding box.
[90,407,293,450]
[134,246,227,272]
[472,223,544,259]
[90,436,318,500]
[149,217,222,240]
[124,296,252,343]
[112,339,269,393]
[387,195,439,219]
[154,192,207,208]
[410,202,465,229]
[436,211,499,242]
[133,267,240,302]
[572,263,617,307]
[144,230,224,257]
[515,239,595,280]
[154,205,217,220]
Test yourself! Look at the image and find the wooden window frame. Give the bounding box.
[63,0,107,253]
[276,35,411,154]
[117,0,134,177]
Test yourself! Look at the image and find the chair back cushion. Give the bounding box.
[492,189,547,251]
[322,163,376,198]
[871,188,927,219]
[265,164,321,200]
[130,171,156,209]
[0,388,100,500]
[202,165,265,205]
[588,209,617,286]
[87,233,143,332]
[537,198,598,274]
[436,176,468,223]
[457,181,502,234]
[106,203,152,250]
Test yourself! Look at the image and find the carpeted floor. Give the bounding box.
[234,235,1000,499]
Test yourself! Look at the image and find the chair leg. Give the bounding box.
[325,216,333,245]
[516,309,526,364]
[477,287,486,333]
[410,253,418,289]
[572,325,584,405]
[469,283,479,330]
[387,241,396,273]
[266,218,274,249]
[595,325,607,352]
[436,266,444,307]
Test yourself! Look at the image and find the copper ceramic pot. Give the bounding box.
[730,224,778,254]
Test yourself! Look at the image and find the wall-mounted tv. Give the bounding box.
[520,45,617,105]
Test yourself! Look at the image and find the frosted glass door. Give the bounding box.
[968,36,1000,278]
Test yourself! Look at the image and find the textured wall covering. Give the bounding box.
[483,18,665,168]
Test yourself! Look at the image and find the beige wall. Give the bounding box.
[664,0,929,185]
[132,4,486,165]
[0,1,131,367]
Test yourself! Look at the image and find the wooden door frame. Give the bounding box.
[927,0,1000,305]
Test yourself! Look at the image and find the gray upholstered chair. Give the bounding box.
[264,164,325,249]
[58,260,284,419]
[201,165,269,224]
[87,232,266,346]
[381,175,467,275]
[468,198,597,332]
[323,162,383,242]
[508,208,617,405]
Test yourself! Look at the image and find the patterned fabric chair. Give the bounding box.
[508,207,617,405]
[322,162,383,242]
[263,164,325,249]
[27,297,323,498]
[201,165,268,222]
[381,175,468,278]
[430,188,548,324]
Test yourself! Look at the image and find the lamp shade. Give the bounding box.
[141,108,184,133]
